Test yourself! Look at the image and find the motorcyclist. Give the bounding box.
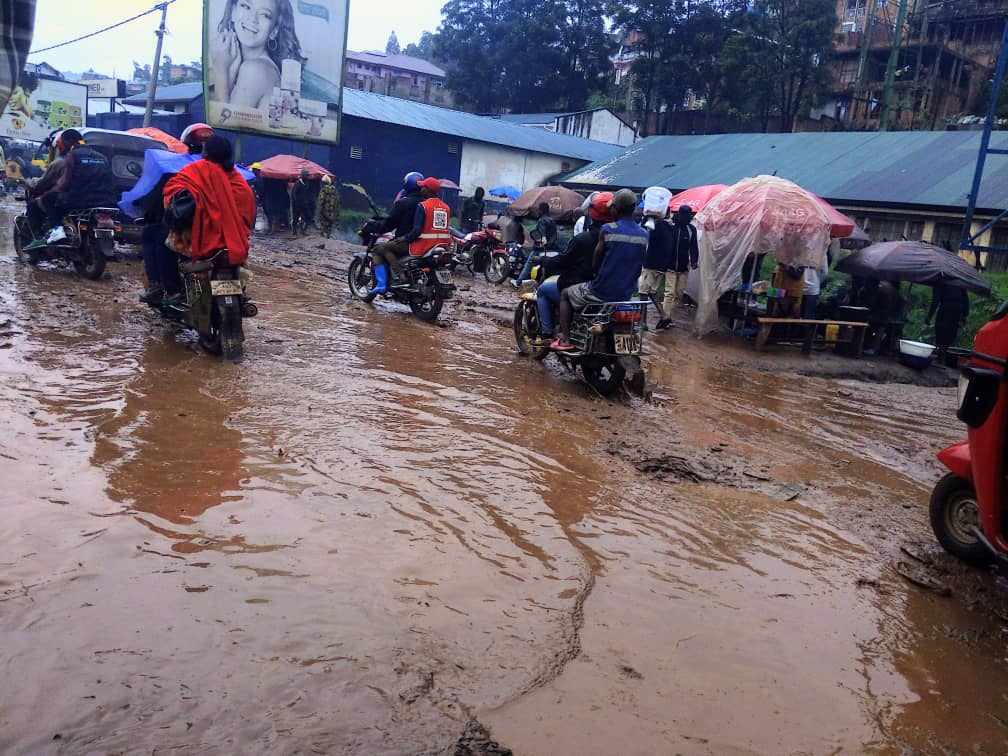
[513,201,559,287]
[180,122,214,155]
[531,191,613,347]
[368,171,424,296]
[405,177,452,256]
[24,130,70,235]
[24,129,118,250]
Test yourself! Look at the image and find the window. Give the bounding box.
[872,219,905,241]
[933,222,961,248]
[434,80,444,89]
[561,161,571,172]
[447,143,459,154]
[906,221,925,240]
[350,145,363,160]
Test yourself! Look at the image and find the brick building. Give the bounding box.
[343,51,453,108]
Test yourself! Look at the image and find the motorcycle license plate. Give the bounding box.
[436,270,453,285]
[614,333,641,354]
[95,229,114,237]
[210,279,243,296]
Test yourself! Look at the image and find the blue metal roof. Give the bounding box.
[493,113,566,125]
[559,131,1008,212]
[341,89,620,162]
[122,82,203,105]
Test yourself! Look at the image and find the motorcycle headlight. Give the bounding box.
[957,373,969,410]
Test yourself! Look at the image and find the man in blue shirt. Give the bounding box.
[552,189,648,351]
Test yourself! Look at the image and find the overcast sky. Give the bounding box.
[27,0,444,78]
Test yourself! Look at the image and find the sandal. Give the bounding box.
[550,339,574,351]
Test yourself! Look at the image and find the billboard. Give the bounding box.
[203,0,349,144]
[0,75,88,142]
[81,78,125,99]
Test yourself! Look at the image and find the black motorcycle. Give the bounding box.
[348,218,456,322]
[13,205,120,280]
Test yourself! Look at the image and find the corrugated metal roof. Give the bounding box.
[559,131,1008,211]
[341,89,621,162]
[346,51,446,77]
[122,82,203,105]
[494,113,566,125]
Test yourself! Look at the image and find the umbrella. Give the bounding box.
[488,185,521,200]
[835,241,991,295]
[128,126,187,154]
[812,196,855,238]
[669,184,728,213]
[254,154,334,180]
[839,223,872,249]
[438,178,460,190]
[508,185,586,220]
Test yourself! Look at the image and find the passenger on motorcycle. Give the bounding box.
[531,191,613,347]
[162,136,255,303]
[24,131,70,235]
[368,171,424,296]
[513,202,561,288]
[553,189,648,351]
[24,129,118,250]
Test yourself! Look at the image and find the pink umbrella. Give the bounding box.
[812,195,855,238]
[669,184,728,213]
[438,178,461,190]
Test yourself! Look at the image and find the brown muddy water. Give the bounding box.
[1,202,1006,754]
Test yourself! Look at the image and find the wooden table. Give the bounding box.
[755,317,869,355]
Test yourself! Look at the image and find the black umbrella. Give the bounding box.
[835,241,991,296]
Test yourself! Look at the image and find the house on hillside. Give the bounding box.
[560,131,1008,268]
[343,51,453,108]
[493,109,638,146]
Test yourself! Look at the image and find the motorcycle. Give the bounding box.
[449,222,503,276]
[348,218,456,322]
[513,263,647,396]
[152,248,257,362]
[485,241,558,286]
[13,201,121,280]
[930,302,1008,566]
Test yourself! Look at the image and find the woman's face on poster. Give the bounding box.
[233,0,278,49]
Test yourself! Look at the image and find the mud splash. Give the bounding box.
[1,204,1006,753]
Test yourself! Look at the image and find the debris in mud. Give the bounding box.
[893,561,952,596]
[399,669,435,704]
[619,664,643,679]
[446,719,512,756]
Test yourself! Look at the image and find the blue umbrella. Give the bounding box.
[488,185,521,200]
[119,149,255,220]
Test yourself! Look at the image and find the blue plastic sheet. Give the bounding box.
[118,150,255,219]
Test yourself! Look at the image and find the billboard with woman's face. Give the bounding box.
[203,0,348,144]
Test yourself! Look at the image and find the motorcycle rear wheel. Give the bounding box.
[581,357,626,396]
[484,253,509,284]
[409,290,443,322]
[13,217,39,265]
[348,257,376,302]
[73,237,106,280]
[513,300,550,360]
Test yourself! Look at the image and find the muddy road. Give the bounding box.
[1,202,1006,754]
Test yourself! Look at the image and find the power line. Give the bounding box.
[28,1,176,56]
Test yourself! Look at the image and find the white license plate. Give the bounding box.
[95,228,115,237]
[436,270,453,285]
[210,279,243,296]
[614,333,641,354]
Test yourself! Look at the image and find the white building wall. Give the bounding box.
[554,110,636,146]
[459,141,586,195]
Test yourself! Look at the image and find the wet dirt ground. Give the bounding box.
[1,201,1006,754]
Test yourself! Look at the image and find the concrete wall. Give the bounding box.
[554,110,636,146]
[459,141,584,195]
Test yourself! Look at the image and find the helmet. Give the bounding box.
[588,191,615,223]
[403,171,424,192]
[180,122,214,150]
[250,161,262,170]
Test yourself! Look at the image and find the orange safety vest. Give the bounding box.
[409,198,453,256]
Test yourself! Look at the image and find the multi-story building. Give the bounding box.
[343,51,453,108]
[830,0,1008,130]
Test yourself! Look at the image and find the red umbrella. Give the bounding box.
[812,195,855,238]
[669,184,728,213]
[438,178,460,190]
[254,154,334,180]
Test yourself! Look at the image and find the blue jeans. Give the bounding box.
[536,279,560,336]
[517,249,535,283]
[142,222,181,296]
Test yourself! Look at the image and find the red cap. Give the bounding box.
[588,191,615,222]
[417,177,441,192]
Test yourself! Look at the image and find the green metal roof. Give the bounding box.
[559,131,1008,212]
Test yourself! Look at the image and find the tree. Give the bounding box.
[404,32,435,59]
[386,31,401,55]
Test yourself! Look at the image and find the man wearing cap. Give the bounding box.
[315,175,340,238]
[665,204,699,314]
[553,188,649,351]
[249,161,272,232]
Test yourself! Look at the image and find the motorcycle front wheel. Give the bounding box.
[13,217,39,265]
[513,300,550,360]
[484,253,509,284]
[73,236,107,280]
[348,257,376,302]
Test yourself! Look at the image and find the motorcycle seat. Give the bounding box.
[449,227,466,240]
[181,258,214,273]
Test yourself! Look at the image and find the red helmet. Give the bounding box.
[180,122,214,150]
[588,191,615,223]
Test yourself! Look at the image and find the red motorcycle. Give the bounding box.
[930,301,1008,566]
[449,222,503,277]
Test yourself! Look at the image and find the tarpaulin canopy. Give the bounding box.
[508,185,586,220]
[128,127,187,154]
[118,150,255,220]
[254,154,334,180]
[694,175,833,335]
[836,241,991,295]
[488,185,521,200]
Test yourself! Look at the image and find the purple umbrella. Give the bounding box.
[836,241,991,295]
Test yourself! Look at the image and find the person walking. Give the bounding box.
[315,175,340,238]
[927,281,969,363]
[663,205,699,315]
[289,167,313,238]
[459,187,485,233]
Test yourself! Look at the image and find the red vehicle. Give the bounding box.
[930,300,1008,566]
[449,222,504,278]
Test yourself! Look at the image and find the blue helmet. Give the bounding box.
[403,171,424,192]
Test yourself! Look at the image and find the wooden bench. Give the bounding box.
[755,318,868,356]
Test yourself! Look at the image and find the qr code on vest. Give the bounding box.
[432,209,449,229]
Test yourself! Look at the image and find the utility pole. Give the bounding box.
[853,0,877,122]
[143,2,169,127]
[879,0,910,131]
